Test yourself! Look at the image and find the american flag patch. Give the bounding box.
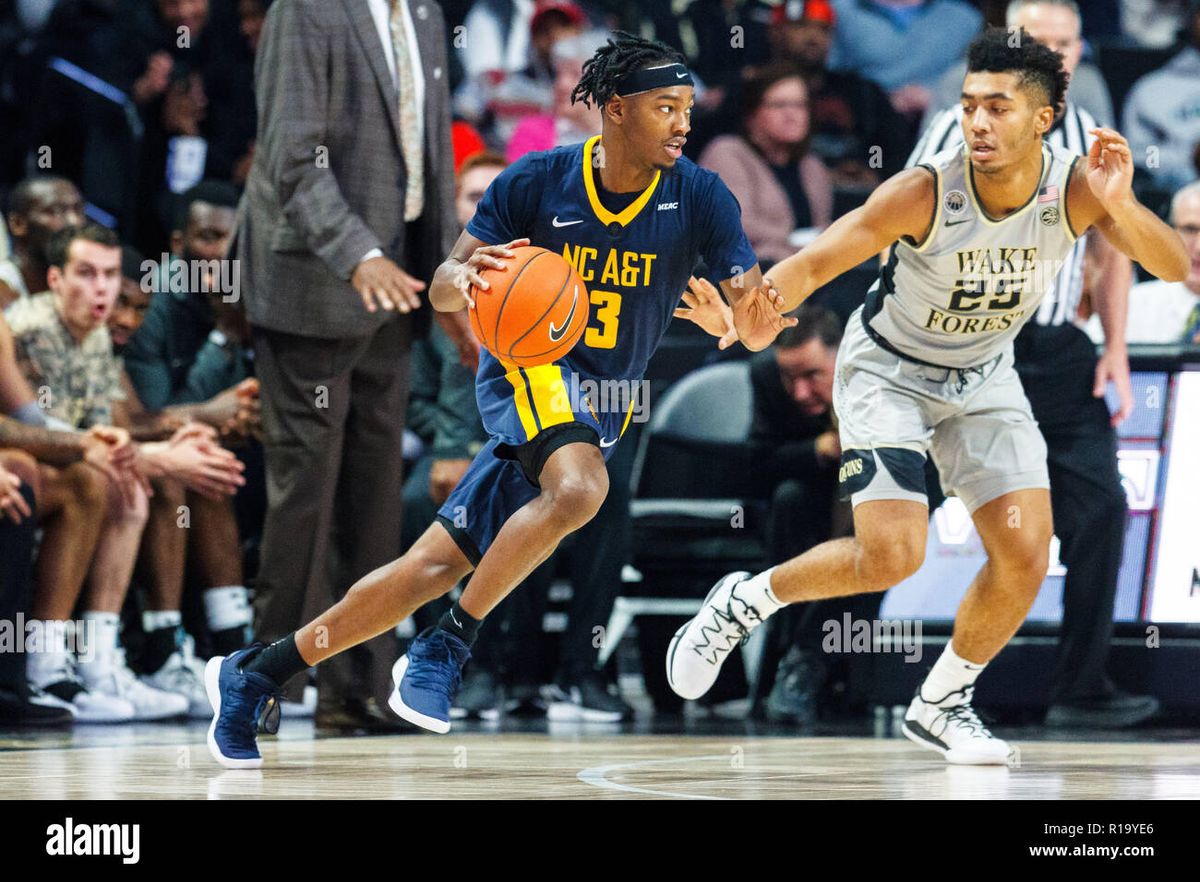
[1038,185,1059,203]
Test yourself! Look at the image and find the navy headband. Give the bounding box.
[615,62,694,97]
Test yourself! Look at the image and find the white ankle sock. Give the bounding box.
[919,641,985,705]
[79,611,122,670]
[733,567,785,617]
[203,585,253,631]
[142,609,182,633]
[26,620,70,685]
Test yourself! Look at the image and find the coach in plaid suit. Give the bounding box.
[236,0,460,727]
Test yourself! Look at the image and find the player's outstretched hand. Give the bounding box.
[1085,128,1134,209]
[732,278,797,351]
[454,238,532,309]
[674,276,736,349]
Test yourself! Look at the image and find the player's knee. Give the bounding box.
[543,470,608,529]
[855,534,925,590]
[65,462,110,515]
[152,475,187,508]
[995,527,1052,582]
[402,546,466,601]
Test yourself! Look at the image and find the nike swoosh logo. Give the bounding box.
[552,216,583,227]
[675,72,687,78]
[599,436,618,448]
[945,218,971,226]
[549,285,579,342]
[449,609,462,628]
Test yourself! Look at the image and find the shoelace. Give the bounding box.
[694,593,762,660]
[931,689,993,739]
[224,674,280,743]
[407,635,464,697]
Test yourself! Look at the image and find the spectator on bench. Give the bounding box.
[5,223,242,721]
[0,176,85,308]
[112,243,258,718]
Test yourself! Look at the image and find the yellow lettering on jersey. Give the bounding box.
[601,249,620,286]
[578,247,598,283]
[640,253,656,287]
[621,252,643,288]
[561,243,578,271]
[562,243,659,292]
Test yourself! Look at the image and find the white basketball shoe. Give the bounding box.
[902,686,1012,765]
[666,571,766,701]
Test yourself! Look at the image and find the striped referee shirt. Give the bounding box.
[906,102,1097,328]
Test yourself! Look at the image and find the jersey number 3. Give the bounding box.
[585,289,622,349]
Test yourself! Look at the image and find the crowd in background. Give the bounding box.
[0,0,1198,729]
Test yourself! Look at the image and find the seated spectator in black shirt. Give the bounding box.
[118,184,261,710]
[745,306,874,724]
[123,182,252,410]
[767,0,911,185]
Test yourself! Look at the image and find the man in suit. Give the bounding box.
[237,0,460,729]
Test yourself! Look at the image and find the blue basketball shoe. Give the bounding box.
[389,628,471,734]
[205,645,281,769]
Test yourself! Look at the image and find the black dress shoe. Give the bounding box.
[764,648,826,726]
[0,686,75,727]
[315,696,409,733]
[1045,691,1161,729]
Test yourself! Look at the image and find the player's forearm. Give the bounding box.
[765,251,820,313]
[0,415,84,466]
[1090,243,1132,352]
[125,408,185,442]
[1106,200,1189,282]
[767,207,886,311]
[429,259,468,313]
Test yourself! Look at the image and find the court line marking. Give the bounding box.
[577,754,732,800]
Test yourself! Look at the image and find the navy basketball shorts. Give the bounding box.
[435,363,634,566]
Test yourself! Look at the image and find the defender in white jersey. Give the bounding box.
[667,28,1188,764]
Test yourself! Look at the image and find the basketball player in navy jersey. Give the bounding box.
[205,32,793,766]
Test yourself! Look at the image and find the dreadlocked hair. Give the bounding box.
[570,30,687,109]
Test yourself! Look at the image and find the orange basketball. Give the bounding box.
[469,246,589,368]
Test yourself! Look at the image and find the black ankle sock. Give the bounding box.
[139,626,179,674]
[438,603,481,645]
[244,634,307,688]
[210,626,248,657]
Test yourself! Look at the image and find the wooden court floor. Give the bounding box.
[2,726,1198,799]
